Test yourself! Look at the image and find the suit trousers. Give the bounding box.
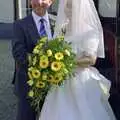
[16,97,36,120]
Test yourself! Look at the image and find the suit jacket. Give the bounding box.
[12,14,54,98]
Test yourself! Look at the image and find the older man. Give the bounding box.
[12,0,55,120]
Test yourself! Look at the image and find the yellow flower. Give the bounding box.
[57,36,64,41]
[27,80,34,86]
[51,61,62,72]
[32,69,41,79]
[64,49,70,56]
[55,52,64,60]
[33,48,39,54]
[39,50,44,55]
[47,75,54,81]
[47,49,52,57]
[40,37,47,43]
[28,90,34,97]
[40,55,48,61]
[39,60,49,69]
[53,73,63,84]
[39,43,44,48]
[28,72,33,79]
[34,46,39,50]
[36,81,45,88]
[28,67,34,72]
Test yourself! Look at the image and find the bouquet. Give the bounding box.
[27,35,76,111]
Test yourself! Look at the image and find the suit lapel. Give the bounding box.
[25,14,55,45]
[25,14,40,45]
[49,17,55,37]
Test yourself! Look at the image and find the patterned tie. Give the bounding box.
[39,18,47,37]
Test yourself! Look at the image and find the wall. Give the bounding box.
[0,0,58,38]
[99,0,117,17]
[0,0,14,23]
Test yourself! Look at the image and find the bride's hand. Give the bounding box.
[77,55,97,68]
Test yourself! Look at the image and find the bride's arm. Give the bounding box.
[77,55,97,67]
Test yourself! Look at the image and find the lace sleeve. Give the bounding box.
[66,30,100,58]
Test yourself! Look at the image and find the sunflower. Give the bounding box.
[53,73,63,84]
[39,60,49,69]
[36,81,45,88]
[51,61,62,72]
[47,49,53,57]
[27,80,34,86]
[47,75,54,82]
[28,90,34,97]
[31,69,41,79]
[55,52,64,60]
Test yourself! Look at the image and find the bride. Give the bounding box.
[39,0,116,119]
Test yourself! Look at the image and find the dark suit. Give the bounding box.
[12,14,54,120]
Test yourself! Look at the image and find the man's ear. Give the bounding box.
[48,0,54,6]
[50,0,55,5]
[29,0,32,7]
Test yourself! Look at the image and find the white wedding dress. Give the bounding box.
[38,36,116,120]
[38,0,116,119]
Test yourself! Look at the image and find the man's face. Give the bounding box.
[31,0,54,14]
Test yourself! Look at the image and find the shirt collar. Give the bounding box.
[32,11,48,23]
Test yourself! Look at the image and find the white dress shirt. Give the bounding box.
[32,11,52,40]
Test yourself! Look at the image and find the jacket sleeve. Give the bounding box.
[12,21,28,67]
